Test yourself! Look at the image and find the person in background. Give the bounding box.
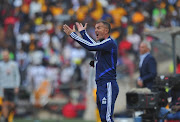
[0,49,20,122]
[137,41,157,90]
[159,82,180,120]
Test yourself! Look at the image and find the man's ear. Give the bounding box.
[105,28,109,34]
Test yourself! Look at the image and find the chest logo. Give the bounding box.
[102,97,107,104]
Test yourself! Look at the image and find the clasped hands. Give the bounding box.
[137,79,143,87]
[63,22,88,35]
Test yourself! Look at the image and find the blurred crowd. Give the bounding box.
[0,0,180,118]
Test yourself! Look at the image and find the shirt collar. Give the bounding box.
[140,52,150,59]
[139,52,150,68]
[99,36,111,42]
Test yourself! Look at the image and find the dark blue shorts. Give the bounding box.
[3,88,15,102]
[96,80,119,122]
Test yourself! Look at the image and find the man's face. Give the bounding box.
[2,51,9,62]
[95,22,108,41]
[139,43,149,55]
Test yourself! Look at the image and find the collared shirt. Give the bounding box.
[0,60,20,88]
[139,52,150,68]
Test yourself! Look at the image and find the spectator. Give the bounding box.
[60,60,74,97]
[27,62,48,106]
[152,2,167,27]
[88,0,103,21]
[29,0,42,19]
[127,29,141,58]
[50,1,64,19]
[121,51,135,80]
[0,49,20,122]
[16,48,29,86]
[118,35,132,56]
[109,2,127,28]
[131,8,145,24]
[76,0,89,22]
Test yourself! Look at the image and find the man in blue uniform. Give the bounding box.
[63,20,119,122]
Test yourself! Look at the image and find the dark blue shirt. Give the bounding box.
[70,30,117,82]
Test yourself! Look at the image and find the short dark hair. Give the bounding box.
[96,20,111,33]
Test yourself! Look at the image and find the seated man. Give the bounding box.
[159,84,180,120]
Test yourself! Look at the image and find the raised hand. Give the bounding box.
[76,22,87,32]
[63,24,75,35]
